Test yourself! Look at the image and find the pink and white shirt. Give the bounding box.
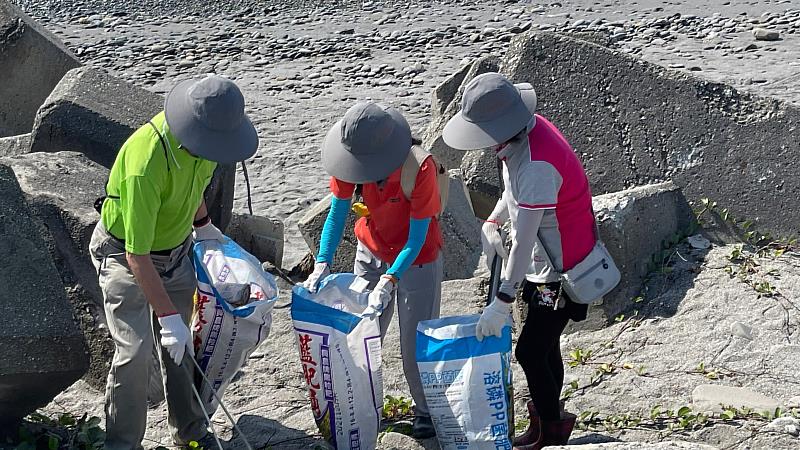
[498,114,596,282]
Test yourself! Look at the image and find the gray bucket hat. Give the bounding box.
[164,75,258,164]
[442,72,534,150]
[321,101,412,184]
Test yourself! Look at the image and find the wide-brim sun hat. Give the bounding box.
[165,75,258,164]
[515,82,538,127]
[321,101,412,184]
[442,72,534,150]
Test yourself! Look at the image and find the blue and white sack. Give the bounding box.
[192,237,278,414]
[291,274,383,450]
[416,315,514,450]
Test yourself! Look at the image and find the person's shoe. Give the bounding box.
[512,401,542,449]
[541,412,577,446]
[411,415,437,439]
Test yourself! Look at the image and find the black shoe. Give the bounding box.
[412,415,437,439]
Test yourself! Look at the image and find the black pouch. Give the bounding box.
[94,196,106,214]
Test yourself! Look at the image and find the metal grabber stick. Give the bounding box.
[189,355,255,450]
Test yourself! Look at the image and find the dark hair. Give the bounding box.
[411,136,422,146]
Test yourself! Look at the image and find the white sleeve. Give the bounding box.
[503,208,544,288]
[516,162,561,211]
[487,188,511,223]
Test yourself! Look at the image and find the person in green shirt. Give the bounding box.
[89,75,258,450]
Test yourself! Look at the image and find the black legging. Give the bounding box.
[515,281,586,421]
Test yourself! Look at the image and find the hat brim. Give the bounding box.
[164,79,259,164]
[442,91,533,151]
[321,108,412,184]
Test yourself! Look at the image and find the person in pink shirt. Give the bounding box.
[443,73,596,449]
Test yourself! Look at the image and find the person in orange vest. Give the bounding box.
[303,101,444,439]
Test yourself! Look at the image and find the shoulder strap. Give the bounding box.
[400,146,431,201]
[147,121,170,172]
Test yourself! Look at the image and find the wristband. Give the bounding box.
[193,215,211,227]
[381,274,398,285]
[157,310,178,318]
[496,292,514,303]
[485,219,500,225]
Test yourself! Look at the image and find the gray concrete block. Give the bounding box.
[30,67,163,167]
[0,1,80,137]
[0,151,111,389]
[29,66,236,231]
[460,148,502,221]
[0,163,88,424]
[297,193,358,275]
[297,172,482,280]
[0,133,30,157]
[422,56,500,170]
[227,213,285,268]
[581,182,697,330]
[500,31,800,240]
[440,170,482,280]
[206,163,236,233]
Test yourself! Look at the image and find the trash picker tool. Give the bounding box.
[189,355,255,450]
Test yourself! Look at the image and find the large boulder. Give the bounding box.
[0,164,88,424]
[0,133,30,157]
[29,67,236,231]
[584,182,697,330]
[0,0,80,137]
[422,56,500,171]
[226,213,285,268]
[298,172,482,280]
[499,31,799,239]
[0,151,111,389]
[427,31,800,239]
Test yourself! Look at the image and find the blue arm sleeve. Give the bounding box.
[316,196,351,264]
[387,217,431,279]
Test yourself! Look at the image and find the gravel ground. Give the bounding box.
[14,0,800,269]
[14,0,799,448]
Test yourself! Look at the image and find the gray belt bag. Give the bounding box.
[538,216,620,305]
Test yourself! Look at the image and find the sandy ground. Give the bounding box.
[15,0,799,448]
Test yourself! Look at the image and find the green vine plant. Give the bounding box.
[378,395,414,437]
[577,404,800,433]
[6,412,105,450]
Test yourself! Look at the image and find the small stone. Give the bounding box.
[764,417,800,437]
[687,234,711,249]
[317,75,334,83]
[744,43,759,51]
[753,28,780,41]
[730,322,753,340]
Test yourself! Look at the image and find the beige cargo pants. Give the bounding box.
[89,223,206,450]
[353,241,443,417]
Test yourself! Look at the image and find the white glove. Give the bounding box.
[362,276,395,319]
[303,262,330,293]
[193,222,225,242]
[476,299,512,341]
[481,221,508,272]
[158,313,194,365]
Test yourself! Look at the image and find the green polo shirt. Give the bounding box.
[101,112,218,255]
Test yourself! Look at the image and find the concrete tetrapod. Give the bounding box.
[0,0,80,137]
[0,164,88,424]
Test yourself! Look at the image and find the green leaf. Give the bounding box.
[677,406,692,417]
[48,436,59,450]
[650,405,662,419]
[86,416,101,428]
[721,409,736,420]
